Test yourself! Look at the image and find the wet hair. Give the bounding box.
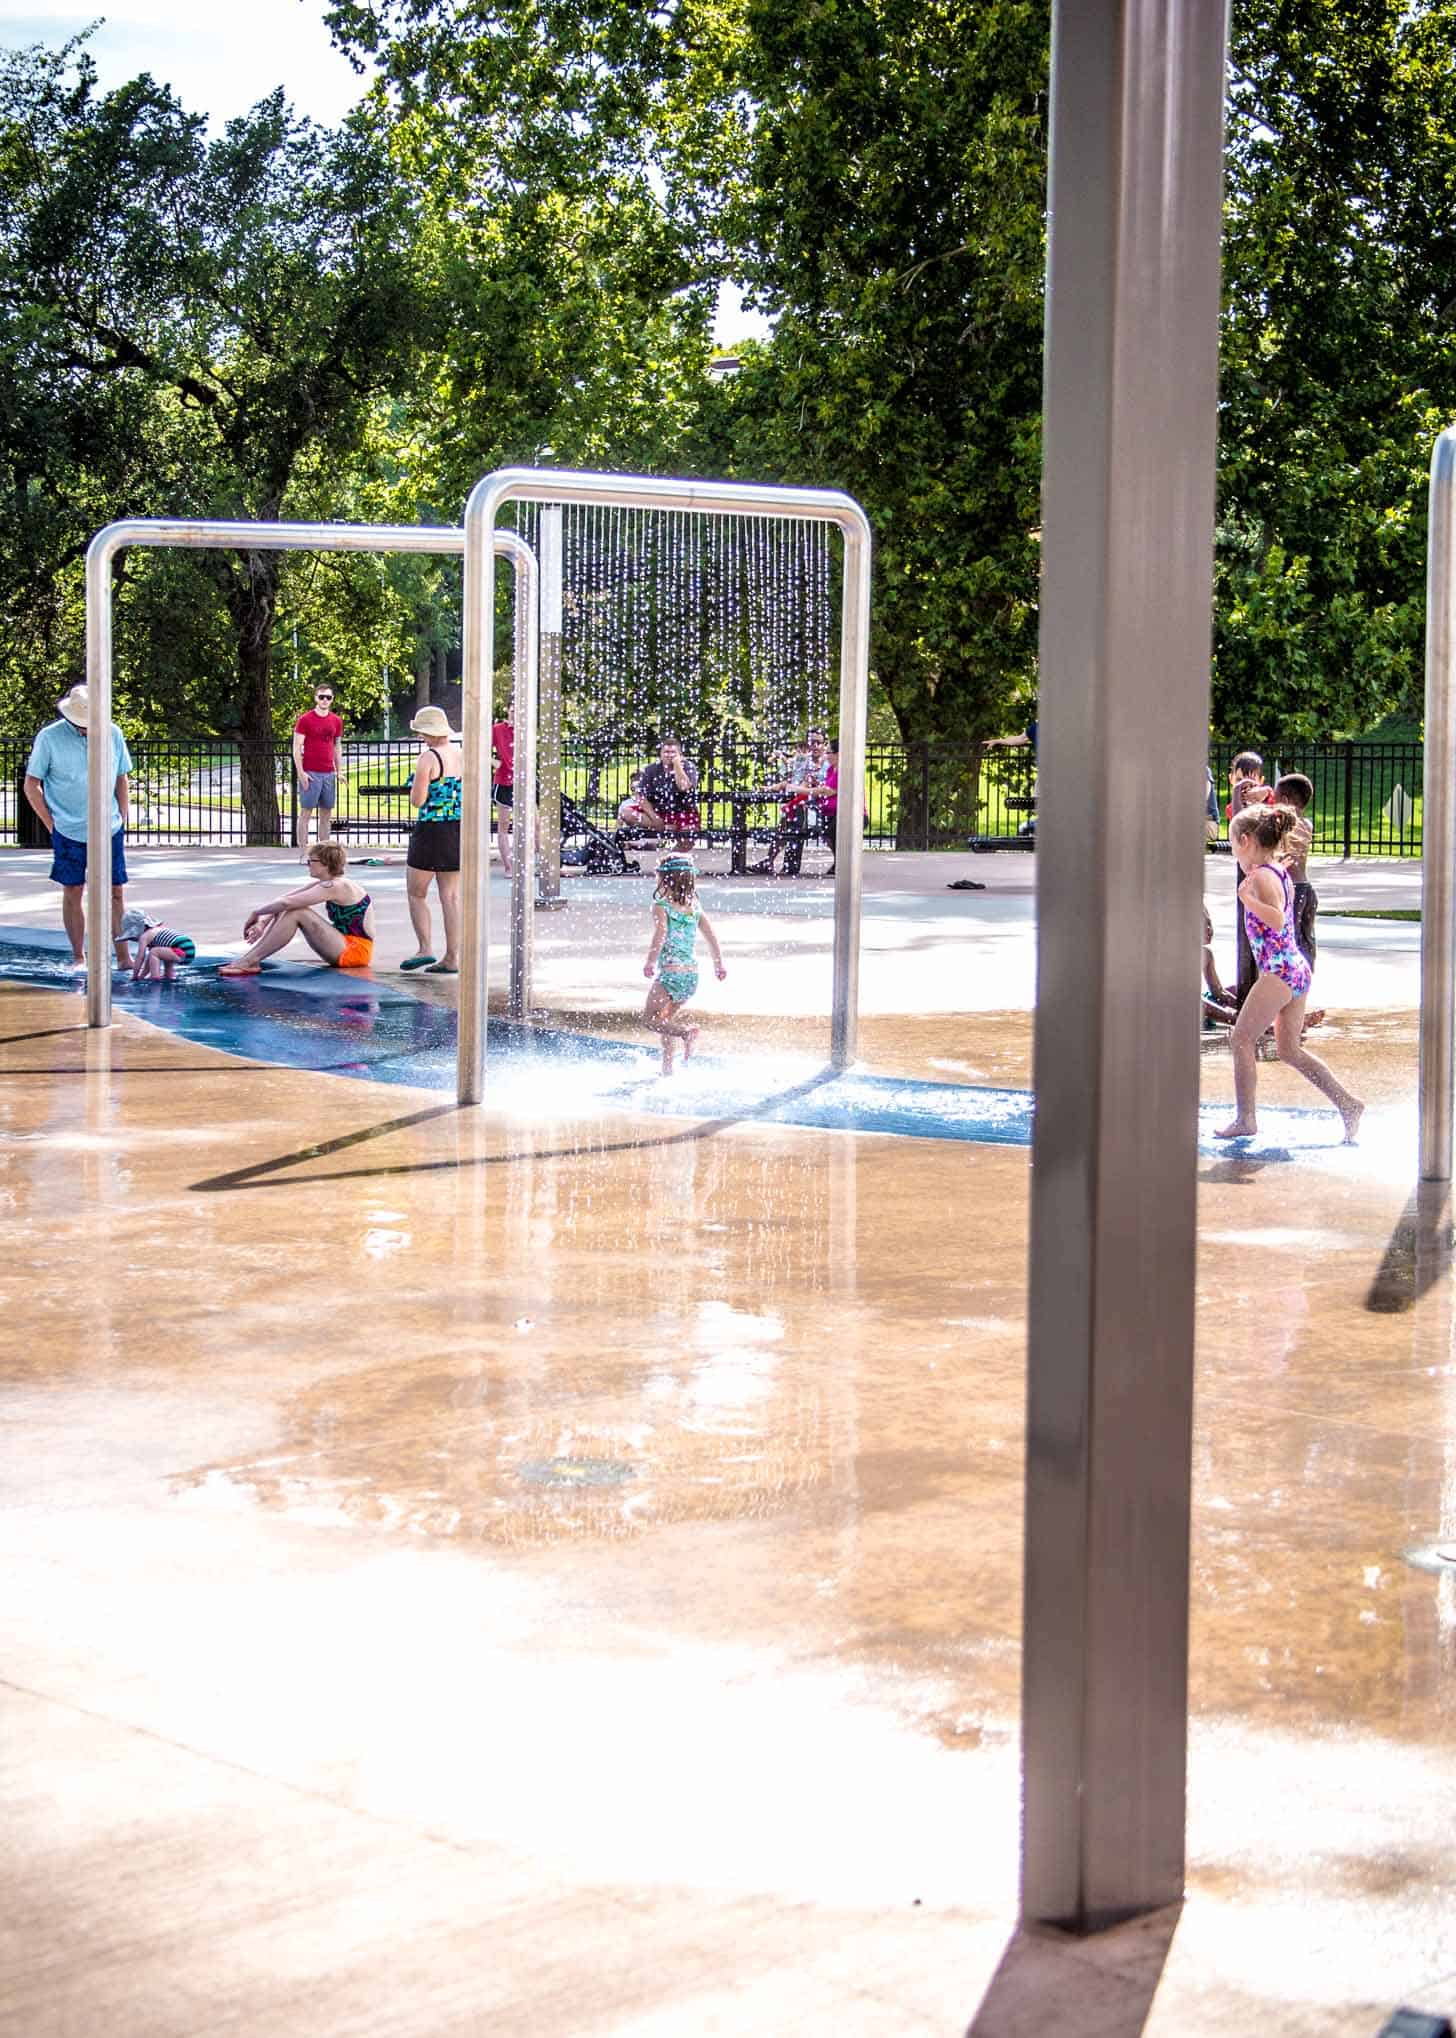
[308,841,348,878]
[1230,801,1299,855]
[806,727,826,742]
[1231,750,1264,779]
[654,863,697,908]
[1273,772,1313,813]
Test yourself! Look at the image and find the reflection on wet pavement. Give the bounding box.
[2,977,1455,2033]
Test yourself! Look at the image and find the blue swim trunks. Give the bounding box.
[50,828,128,889]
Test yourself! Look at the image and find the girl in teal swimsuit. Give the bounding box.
[642,856,727,1074]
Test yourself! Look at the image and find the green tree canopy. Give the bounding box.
[1216,0,1456,739]
[0,37,436,834]
[326,0,1048,790]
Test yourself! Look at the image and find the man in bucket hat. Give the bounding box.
[23,685,134,969]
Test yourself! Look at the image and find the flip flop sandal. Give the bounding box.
[217,962,261,977]
[424,962,459,974]
[947,879,986,891]
[398,954,437,971]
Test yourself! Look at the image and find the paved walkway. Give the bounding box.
[0,844,1424,1022]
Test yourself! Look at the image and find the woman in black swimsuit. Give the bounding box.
[401,706,462,974]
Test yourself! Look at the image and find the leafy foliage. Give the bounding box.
[1216,0,1456,739]
[0,37,435,831]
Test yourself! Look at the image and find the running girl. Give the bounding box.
[219,842,375,976]
[642,854,726,1074]
[1215,804,1363,1144]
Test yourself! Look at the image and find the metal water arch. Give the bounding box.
[458,467,873,1106]
[81,517,538,1034]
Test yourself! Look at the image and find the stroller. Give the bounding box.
[559,793,642,874]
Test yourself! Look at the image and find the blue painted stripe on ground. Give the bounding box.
[0,934,1350,1160]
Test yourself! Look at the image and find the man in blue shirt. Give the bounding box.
[24,685,134,968]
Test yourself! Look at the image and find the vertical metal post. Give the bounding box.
[508,543,540,1019]
[536,506,566,909]
[1021,0,1230,1930]
[1419,426,1456,1184]
[1343,740,1355,860]
[458,506,492,1102]
[829,511,871,1070]
[84,534,117,1022]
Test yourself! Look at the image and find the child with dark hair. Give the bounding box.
[1215,802,1362,1143]
[641,855,726,1074]
[1273,773,1317,966]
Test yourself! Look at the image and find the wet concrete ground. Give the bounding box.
[2,846,1453,2034]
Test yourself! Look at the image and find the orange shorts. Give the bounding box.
[334,935,373,970]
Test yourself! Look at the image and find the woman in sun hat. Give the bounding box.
[22,684,135,969]
[400,704,462,973]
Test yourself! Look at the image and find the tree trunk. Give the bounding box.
[415,640,432,711]
[225,552,283,845]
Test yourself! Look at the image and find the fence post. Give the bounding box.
[920,741,931,851]
[1342,741,1354,859]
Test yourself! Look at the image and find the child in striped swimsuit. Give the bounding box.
[121,909,196,980]
[642,856,727,1074]
[1215,803,1363,1144]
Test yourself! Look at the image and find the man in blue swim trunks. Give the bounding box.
[23,684,134,969]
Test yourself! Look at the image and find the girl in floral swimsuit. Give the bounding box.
[642,855,727,1074]
[1215,803,1363,1143]
[219,842,376,976]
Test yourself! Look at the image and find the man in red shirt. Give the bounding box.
[292,686,344,852]
[491,713,516,873]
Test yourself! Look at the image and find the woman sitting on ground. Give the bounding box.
[218,842,375,976]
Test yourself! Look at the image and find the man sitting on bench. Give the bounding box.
[632,737,701,845]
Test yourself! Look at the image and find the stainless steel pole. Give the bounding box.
[830,515,872,1070]
[1021,0,1230,1930]
[1420,424,1456,1184]
[536,506,566,911]
[80,519,535,1049]
[507,538,540,1018]
[84,533,117,1024]
[458,529,536,1102]
[461,467,872,1084]
[459,501,493,1101]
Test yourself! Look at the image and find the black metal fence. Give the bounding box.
[0,735,1428,857]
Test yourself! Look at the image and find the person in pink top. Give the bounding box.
[491,713,516,873]
[292,685,344,854]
